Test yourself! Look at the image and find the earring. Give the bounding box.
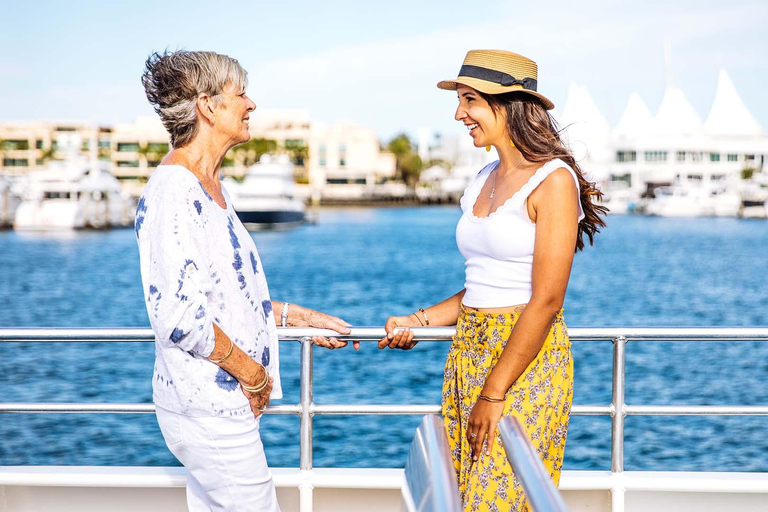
[510,140,515,148]
[486,146,491,152]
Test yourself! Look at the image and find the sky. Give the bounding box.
[1,0,767,141]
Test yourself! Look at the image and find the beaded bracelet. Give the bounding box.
[418,308,430,326]
[208,337,234,364]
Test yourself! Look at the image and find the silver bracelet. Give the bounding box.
[281,302,291,327]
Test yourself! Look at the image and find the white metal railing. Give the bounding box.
[403,415,461,512]
[499,415,569,512]
[2,327,768,512]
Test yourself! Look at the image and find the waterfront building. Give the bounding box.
[590,69,768,194]
[0,111,396,201]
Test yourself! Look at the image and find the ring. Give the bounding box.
[470,432,477,438]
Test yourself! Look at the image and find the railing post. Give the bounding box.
[299,336,314,512]
[611,335,627,512]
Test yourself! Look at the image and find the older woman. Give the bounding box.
[380,50,607,511]
[136,50,351,511]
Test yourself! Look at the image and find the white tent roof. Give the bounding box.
[654,86,702,136]
[703,68,763,137]
[560,83,611,163]
[615,92,654,137]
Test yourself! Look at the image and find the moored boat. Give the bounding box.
[224,154,306,230]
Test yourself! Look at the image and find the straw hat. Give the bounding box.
[437,49,554,110]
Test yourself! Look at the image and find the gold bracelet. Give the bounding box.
[241,364,270,393]
[208,337,234,364]
[411,312,424,326]
[478,394,505,403]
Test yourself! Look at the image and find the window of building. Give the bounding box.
[36,158,44,166]
[676,151,686,162]
[2,139,30,151]
[82,141,90,151]
[35,140,44,149]
[55,126,77,132]
[318,144,326,167]
[709,153,720,162]
[3,158,29,166]
[644,151,667,162]
[98,139,111,148]
[615,151,636,163]
[745,154,755,162]
[339,144,347,167]
[727,154,738,162]
[711,174,725,181]
[326,178,347,184]
[686,174,703,183]
[116,160,139,167]
[689,152,703,162]
[117,142,140,152]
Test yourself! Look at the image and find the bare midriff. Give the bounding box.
[463,303,527,314]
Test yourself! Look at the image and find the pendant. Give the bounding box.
[490,188,495,199]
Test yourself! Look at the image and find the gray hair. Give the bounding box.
[141,50,249,148]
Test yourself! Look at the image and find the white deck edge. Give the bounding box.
[2,467,768,494]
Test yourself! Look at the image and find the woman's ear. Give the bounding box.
[197,93,216,125]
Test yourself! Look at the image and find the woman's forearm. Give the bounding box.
[416,289,466,326]
[209,323,266,386]
[481,297,562,397]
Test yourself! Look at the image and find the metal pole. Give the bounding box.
[298,336,313,512]
[299,337,313,470]
[610,335,627,473]
[611,335,627,512]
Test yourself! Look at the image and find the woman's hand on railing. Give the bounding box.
[378,315,420,350]
[302,308,357,350]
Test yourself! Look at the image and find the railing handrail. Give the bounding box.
[3,326,768,342]
[499,415,569,512]
[403,415,462,512]
[3,326,768,512]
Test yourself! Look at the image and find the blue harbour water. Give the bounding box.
[1,208,767,472]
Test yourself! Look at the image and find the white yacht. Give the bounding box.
[224,154,306,230]
[0,175,21,228]
[645,183,742,218]
[13,156,127,231]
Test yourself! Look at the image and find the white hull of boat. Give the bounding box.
[14,200,85,230]
[2,467,768,512]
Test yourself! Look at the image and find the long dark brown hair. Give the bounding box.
[480,91,607,252]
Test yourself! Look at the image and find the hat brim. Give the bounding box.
[437,77,555,110]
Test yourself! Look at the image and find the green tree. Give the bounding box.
[387,133,423,186]
[284,140,308,167]
[742,167,756,180]
[38,145,58,164]
[231,138,278,167]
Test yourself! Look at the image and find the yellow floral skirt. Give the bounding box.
[442,304,573,512]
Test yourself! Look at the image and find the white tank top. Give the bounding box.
[456,158,585,308]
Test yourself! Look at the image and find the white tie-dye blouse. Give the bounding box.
[135,165,282,417]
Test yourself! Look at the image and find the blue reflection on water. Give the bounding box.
[0,209,767,471]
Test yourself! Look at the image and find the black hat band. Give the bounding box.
[458,65,538,91]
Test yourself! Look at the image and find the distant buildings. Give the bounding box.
[556,69,768,194]
[0,110,396,200]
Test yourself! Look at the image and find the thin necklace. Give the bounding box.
[490,158,526,199]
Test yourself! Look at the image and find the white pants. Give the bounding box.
[155,406,280,512]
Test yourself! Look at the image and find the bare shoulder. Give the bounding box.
[540,167,578,193]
